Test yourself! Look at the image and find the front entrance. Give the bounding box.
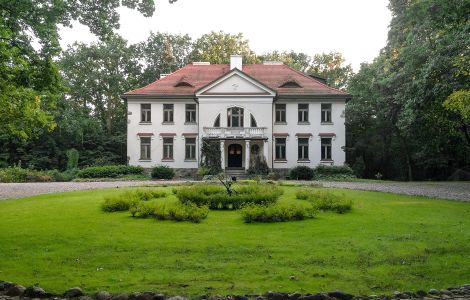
[227,144,243,168]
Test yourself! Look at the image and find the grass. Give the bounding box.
[0,185,469,297]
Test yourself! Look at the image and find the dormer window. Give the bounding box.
[175,81,193,87]
[279,81,302,88]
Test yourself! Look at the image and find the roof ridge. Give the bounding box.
[280,64,349,95]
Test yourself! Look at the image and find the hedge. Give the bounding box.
[174,184,283,209]
[241,203,316,223]
[77,165,144,178]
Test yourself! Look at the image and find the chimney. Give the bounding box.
[230,55,242,70]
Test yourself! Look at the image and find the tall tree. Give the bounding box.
[60,35,142,133]
[309,51,353,90]
[0,0,156,141]
[138,32,193,85]
[190,31,258,64]
[258,51,311,72]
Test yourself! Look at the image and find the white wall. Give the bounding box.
[272,100,346,169]
[127,100,198,168]
[198,97,274,168]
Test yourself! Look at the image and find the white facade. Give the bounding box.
[125,57,347,173]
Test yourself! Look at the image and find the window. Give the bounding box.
[163,104,174,123]
[163,137,173,160]
[321,104,332,123]
[298,103,309,123]
[298,138,309,160]
[275,138,286,160]
[213,114,220,127]
[279,81,302,88]
[275,104,286,123]
[185,137,196,160]
[250,114,257,127]
[321,138,332,160]
[227,107,244,127]
[140,137,151,160]
[141,104,151,123]
[185,104,196,123]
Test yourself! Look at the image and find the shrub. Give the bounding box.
[77,165,144,178]
[314,165,356,180]
[132,202,209,223]
[200,139,222,175]
[66,148,79,170]
[151,165,175,180]
[101,192,139,212]
[134,189,167,201]
[247,155,269,175]
[241,203,316,223]
[175,184,283,210]
[0,167,70,182]
[296,189,353,214]
[289,166,315,180]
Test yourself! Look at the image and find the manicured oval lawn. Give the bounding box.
[0,185,469,296]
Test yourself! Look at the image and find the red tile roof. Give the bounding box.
[124,64,349,97]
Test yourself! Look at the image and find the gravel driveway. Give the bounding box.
[0,180,469,201]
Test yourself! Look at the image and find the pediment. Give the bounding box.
[196,69,275,97]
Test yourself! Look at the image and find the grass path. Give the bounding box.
[0,186,469,296]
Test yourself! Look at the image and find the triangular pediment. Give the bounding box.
[196,69,276,97]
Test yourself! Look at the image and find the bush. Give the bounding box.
[151,165,175,180]
[0,167,73,182]
[314,165,356,180]
[66,148,79,170]
[289,166,315,180]
[175,184,283,210]
[77,165,144,178]
[134,189,167,201]
[132,202,209,223]
[247,155,269,175]
[296,189,353,214]
[101,192,139,212]
[241,203,316,223]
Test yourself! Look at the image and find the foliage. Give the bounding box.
[247,154,269,175]
[289,166,315,180]
[66,148,79,170]
[297,189,352,214]
[190,31,258,64]
[155,202,209,223]
[308,51,354,90]
[0,166,77,183]
[101,193,139,212]
[346,0,470,180]
[241,203,316,223]
[352,157,366,178]
[77,165,144,178]
[175,184,283,209]
[314,165,356,180]
[200,139,222,175]
[151,165,175,180]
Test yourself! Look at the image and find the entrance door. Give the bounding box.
[227,144,243,168]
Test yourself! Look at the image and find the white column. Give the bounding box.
[245,140,250,171]
[264,139,269,167]
[220,140,225,171]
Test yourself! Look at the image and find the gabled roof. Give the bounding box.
[123,63,350,98]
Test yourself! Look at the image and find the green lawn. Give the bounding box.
[0,185,469,296]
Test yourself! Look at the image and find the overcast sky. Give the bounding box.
[59,0,392,71]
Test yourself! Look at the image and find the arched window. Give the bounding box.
[213,114,220,127]
[250,114,257,127]
[227,107,244,127]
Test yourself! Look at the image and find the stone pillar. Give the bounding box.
[264,139,269,167]
[245,140,250,171]
[220,140,225,171]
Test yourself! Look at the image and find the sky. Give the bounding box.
[59,0,392,71]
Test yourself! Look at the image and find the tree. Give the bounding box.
[60,35,142,133]
[308,51,353,90]
[0,0,156,141]
[138,32,193,85]
[190,31,258,64]
[258,51,311,72]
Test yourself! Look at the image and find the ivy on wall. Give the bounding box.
[200,139,222,175]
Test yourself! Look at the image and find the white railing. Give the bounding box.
[203,127,267,139]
